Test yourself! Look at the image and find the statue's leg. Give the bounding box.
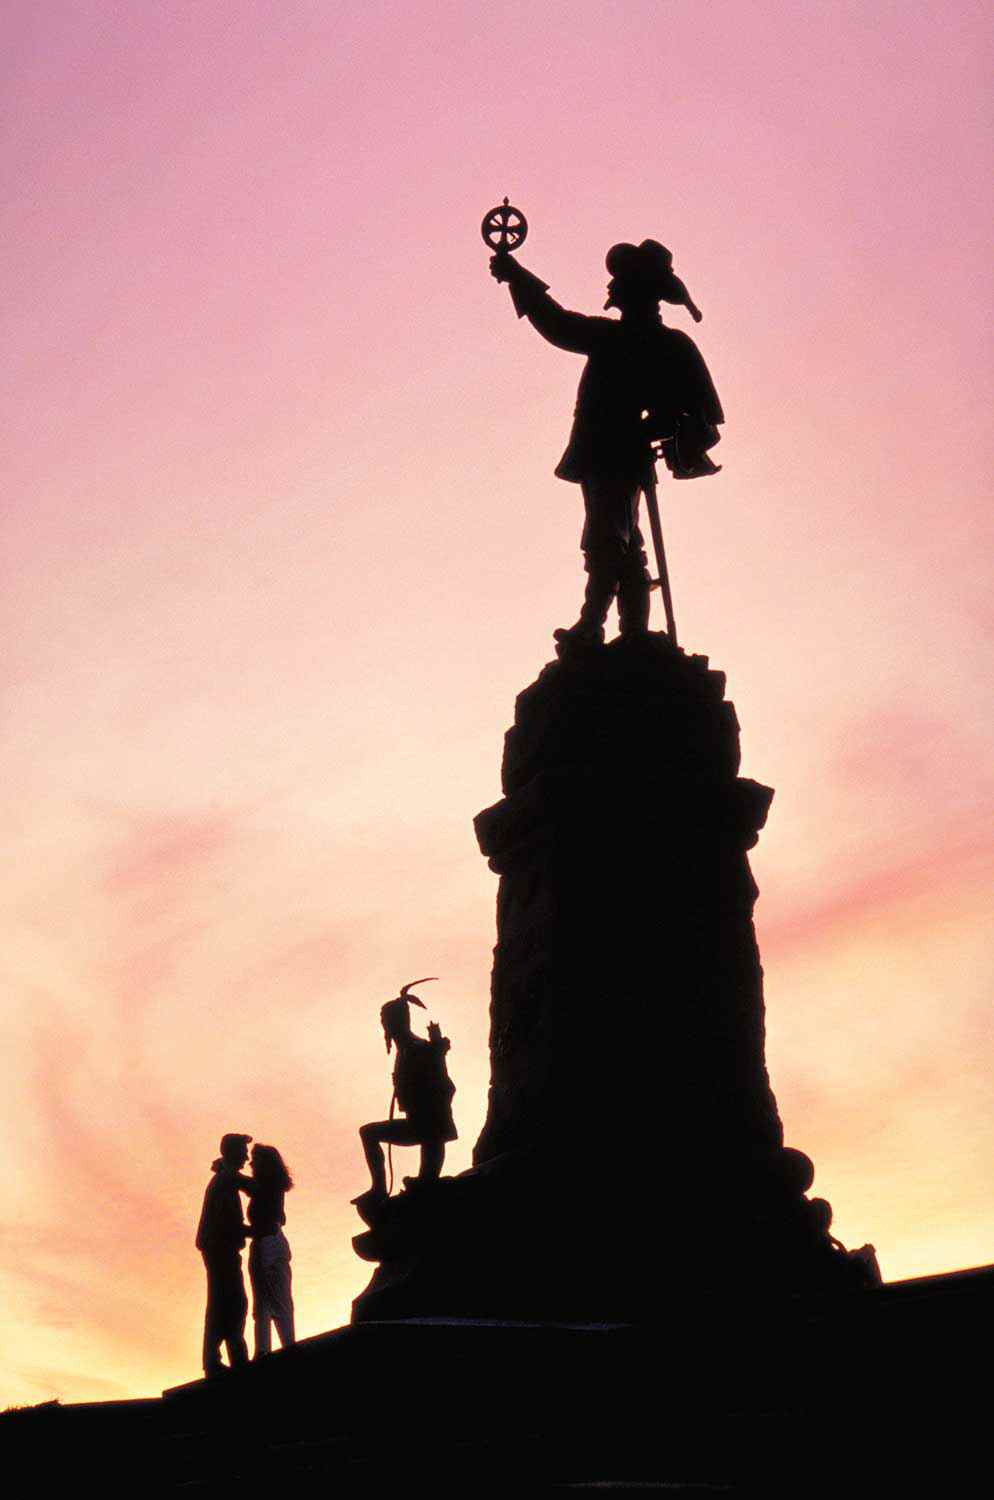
[616,533,651,635]
[418,1141,445,1182]
[556,478,629,643]
[576,550,619,638]
[360,1120,422,1195]
[359,1122,389,1196]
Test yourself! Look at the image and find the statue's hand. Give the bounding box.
[490,252,517,284]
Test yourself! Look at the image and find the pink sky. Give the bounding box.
[2,0,991,1404]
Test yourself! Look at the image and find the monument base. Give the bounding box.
[3,1268,988,1495]
[350,1145,878,1325]
[354,635,876,1325]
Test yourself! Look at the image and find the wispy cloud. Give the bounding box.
[762,817,994,959]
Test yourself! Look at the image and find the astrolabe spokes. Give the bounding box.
[481,197,528,254]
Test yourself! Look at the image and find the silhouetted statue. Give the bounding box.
[489,234,723,646]
[239,1143,296,1357]
[356,979,457,1206]
[195,1132,251,1377]
[806,1196,882,1289]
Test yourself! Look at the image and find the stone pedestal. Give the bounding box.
[475,631,779,1167]
[352,634,872,1323]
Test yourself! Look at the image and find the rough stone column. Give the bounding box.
[474,633,782,1175]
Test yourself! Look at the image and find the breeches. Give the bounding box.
[580,471,645,558]
[577,472,651,632]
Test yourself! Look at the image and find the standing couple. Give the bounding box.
[195,1132,296,1377]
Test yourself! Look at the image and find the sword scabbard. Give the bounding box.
[642,472,678,646]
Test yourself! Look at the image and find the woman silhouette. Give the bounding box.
[242,1143,296,1357]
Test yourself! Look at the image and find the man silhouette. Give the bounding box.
[490,239,723,645]
[357,986,457,1203]
[195,1132,251,1377]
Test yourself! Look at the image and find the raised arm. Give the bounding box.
[490,253,603,355]
[427,1020,451,1054]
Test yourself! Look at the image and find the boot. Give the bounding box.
[617,547,651,635]
[554,556,616,646]
[553,620,605,648]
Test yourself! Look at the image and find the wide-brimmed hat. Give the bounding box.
[606,238,673,285]
[605,239,701,319]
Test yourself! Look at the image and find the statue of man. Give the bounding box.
[357,985,457,1202]
[490,239,724,646]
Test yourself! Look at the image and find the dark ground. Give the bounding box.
[3,1264,988,1497]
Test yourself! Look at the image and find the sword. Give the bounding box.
[642,459,678,646]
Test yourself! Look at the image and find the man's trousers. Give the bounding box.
[201,1250,249,1374]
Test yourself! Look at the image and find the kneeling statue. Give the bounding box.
[358,978,457,1203]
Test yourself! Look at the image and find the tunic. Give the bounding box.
[393,1033,458,1143]
[504,262,724,485]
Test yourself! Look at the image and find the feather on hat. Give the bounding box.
[380,977,437,1050]
[605,239,702,321]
